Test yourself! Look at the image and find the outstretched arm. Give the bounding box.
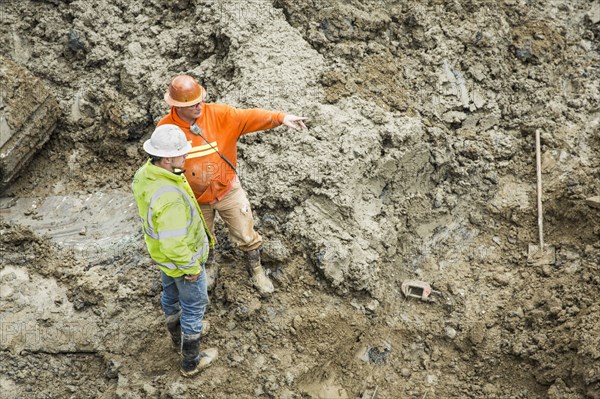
[228,106,308,137]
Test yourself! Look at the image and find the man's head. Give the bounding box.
[165,75,207,121]
[143,124,191,172]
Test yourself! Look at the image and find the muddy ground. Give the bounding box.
[1,0,599,398]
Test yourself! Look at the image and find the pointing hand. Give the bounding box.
[283,114,308,130]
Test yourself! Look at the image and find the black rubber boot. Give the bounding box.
[180,333,218,377]
[165,312,181,350]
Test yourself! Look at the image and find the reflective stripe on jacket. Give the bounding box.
[132,160,214,277]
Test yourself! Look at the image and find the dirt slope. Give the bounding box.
[1,0,599,398]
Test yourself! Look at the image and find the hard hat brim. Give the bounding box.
[164,87,206,107]
[143,138,192,158]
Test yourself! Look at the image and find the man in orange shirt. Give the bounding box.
[157,75,306,296]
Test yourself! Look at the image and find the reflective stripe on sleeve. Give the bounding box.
[157,227,189,239]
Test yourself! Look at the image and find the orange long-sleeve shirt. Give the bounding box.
[157,103,285,204]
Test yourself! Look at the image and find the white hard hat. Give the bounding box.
[143,124,191,157]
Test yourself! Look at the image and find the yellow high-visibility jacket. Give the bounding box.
[132,160,214,277]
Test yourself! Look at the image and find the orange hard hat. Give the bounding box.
[164,75,207,107]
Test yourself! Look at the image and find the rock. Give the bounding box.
[230,353,244,364]
[292,315,303,330]
[127,42,143,57]
[584,245,595,255]
[439,60,470,107]
[166,382,188,399]
[471,90,486,109]
[514,47,534,63]
[469,212,483,226]
[548,298,563,315]
[142,384,156,396]
[478,116,500,131]
[585,196,600,209]
[254,386,265,397]
[442,111,467,124]
[67,30,87,53]
[425,374,438,386]
[469,323,486,345]
[367,343,391,364]
[401,368,412,377]
[445,326,457,339]
[541,264,552,277]
[492,273,511,286]
[104,359,121,380]
[0,56,59,189]
[350,300,363,311]
[561,249,580,261]
[365,299,380,313]
[514,307,524,318]
[586,3,600,24]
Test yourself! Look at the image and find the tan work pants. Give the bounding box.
[199,179,262,252]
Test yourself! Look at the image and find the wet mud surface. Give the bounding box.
[1,0,599,398]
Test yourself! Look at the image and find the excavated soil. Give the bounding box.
[1,0,599,398]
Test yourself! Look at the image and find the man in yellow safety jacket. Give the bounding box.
[132,124,217,377]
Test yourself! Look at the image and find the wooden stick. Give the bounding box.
[535,129,544,251]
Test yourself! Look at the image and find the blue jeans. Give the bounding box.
[160,265,209,336]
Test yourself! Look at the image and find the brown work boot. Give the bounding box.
[245,249,274,296]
